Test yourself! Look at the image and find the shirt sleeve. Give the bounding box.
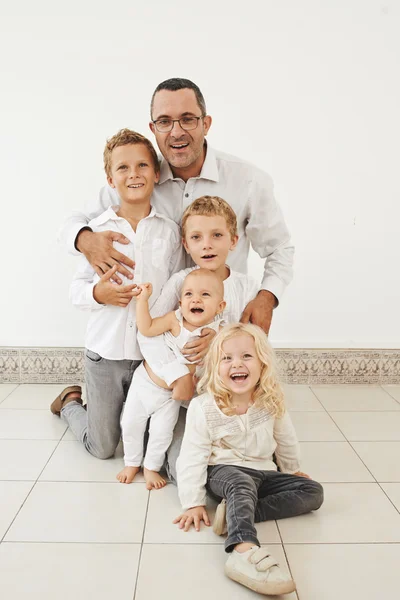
[69,256,104,310]
[58,185,118,256]
[246,170,294,303]
[273,411,301,474]
[167,228,186,279]
[138,270,190,386]
[176,398,212,509]
[244,275,261,307]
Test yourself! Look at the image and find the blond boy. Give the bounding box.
[138,196,261,481]
[50,129,183,463]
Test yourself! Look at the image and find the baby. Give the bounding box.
[117,268,226,488]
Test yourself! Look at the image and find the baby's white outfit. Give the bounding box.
[121,310,223,471]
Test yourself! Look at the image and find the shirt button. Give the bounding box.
[129,322,133,328]
[185,193,189,198]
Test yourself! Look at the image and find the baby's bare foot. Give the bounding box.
[117,466,141,484]
[144,468,166,490]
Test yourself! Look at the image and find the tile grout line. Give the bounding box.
[132,489,151,600]
[0,422,68,543]
[380,385,400,406]
[3,540,400,545]
[345,441,380,485]
[347,439,400,515]
[275,520,300,599]
[0,383,21,407]
[308,386,352,443]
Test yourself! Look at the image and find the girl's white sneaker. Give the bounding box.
[225,546,296,596]
[212,499,227,536]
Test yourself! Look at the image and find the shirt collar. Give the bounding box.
[91,205,157,226]
[158,141,219,185]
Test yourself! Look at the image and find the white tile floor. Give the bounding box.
[1,383,400,600]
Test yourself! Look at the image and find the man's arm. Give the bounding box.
[242,171,294,332]
[59,185,134,283]
[58,185,117,255]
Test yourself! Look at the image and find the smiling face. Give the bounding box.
[150,88,212,177]
[219,334,262,399]
[107,143,159,204]
[180,271,226,328]
[183,215,238,276]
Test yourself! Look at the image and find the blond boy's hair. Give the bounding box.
[197,322,285,418]
[181,196,238,240]
[103,128,160,178]
[182,268,224,300]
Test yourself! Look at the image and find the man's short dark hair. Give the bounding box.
[150,78,207,119]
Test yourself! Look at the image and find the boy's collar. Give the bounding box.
[93,205,157,225]
[158,142,219,184]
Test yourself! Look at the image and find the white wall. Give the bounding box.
[1,0,399,348]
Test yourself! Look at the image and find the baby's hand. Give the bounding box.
[136,282,153,300]
[293,471,311,479]
[173,506,210,532]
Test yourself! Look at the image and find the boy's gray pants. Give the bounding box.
[61,350,141,459]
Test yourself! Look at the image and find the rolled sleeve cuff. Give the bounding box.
[260,276,286,306]
[68,224,90,256]
[276,459,301,474]
[180,493,207,511]
[87,282,104,309]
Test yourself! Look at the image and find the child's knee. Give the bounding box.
[309,480,324,511]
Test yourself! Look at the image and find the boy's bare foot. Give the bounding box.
[117,466,141,484]
[143,468,166,490]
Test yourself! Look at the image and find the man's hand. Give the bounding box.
[173,506,210,532]
[181,328,217,363]
[93,265,140,307]
[76,229,135,284]
[171,373,195,401]
[240,290,277,334]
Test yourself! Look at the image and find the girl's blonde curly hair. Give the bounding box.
[197,322,285,418]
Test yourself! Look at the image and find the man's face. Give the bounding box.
[150,88,212,172]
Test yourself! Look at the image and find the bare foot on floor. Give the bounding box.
[144,468,166,490]
[117,466,141,484]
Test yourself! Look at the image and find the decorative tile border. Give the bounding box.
[1,347,399,384]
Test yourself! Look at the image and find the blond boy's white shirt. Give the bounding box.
[70,206,184,361]
[60,144,294,302]
[177,392,301,510]
[137,267,261,385]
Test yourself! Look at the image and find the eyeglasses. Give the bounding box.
[152,115,205,133]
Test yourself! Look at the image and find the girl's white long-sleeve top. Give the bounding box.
[176,392,301,510]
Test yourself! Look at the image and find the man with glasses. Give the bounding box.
[59,78,294,471]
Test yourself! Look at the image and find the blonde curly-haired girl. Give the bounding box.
[174,323,324,596]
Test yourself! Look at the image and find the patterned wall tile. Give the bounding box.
[1,347,399,385]
[380,352,400,384]
[0,349,20,382]
[19,348,84,383]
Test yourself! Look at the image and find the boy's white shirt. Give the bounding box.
[70,206,184,360]
[176,392,301,510]
[138,267,260,385]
